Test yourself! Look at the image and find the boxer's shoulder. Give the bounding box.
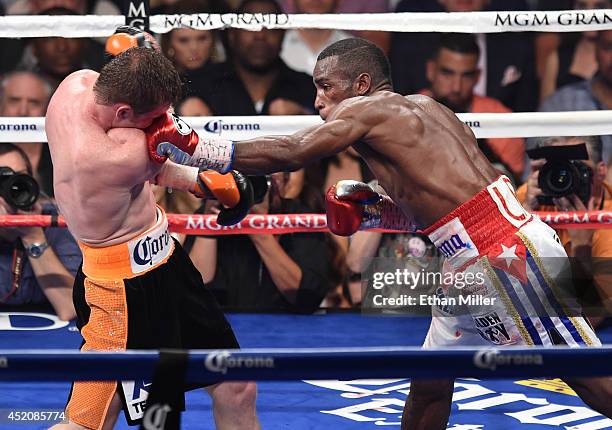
[106,127,146,148]
[59,69,98,89]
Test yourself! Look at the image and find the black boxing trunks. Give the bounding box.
[66,206,238,428]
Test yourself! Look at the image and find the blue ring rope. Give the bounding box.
[0,346,610,382]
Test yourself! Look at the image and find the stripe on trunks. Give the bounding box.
[481,257,534,345]
[517,230,595,346]
[525,251,585,345]
[521,267,575,346]
[493,268,544,345]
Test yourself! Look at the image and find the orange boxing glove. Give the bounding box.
[105,25,155,58]
[193,170,270,226]
[194,171,241,208]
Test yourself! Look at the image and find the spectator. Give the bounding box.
[421,33,525,179]
[177,95,213,116]
[516,136,612,324]
[346,180,438,307]
[7,0,119,15]
[280,0,353,75]
[18,8,104,88]
[279,0,391,52]
[390,0,538,112]
[0,71,54,196]
[536,0,611,102]
[160,0,229,96]
[187,172,334,313]
[0,2,25,76]
[532,30,612,165]
[191,0,315,115]
[0,144,80,321]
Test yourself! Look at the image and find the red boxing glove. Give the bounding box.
[325,180,382,236]
[145,111,199,164]
[145,111,234,172]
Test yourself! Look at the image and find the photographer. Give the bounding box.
[186,172,334,313]
[0,144,80,320]
[517,135,612,324]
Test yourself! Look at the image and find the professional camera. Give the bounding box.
[0,167,40,210]
[526,143,592,206]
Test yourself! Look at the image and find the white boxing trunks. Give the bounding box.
[422,176,600,348]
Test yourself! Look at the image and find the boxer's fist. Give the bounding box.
[194,170,241,207]
[105,26,156,59]
[326,180,382,236]
[145,111,234,173]
[194,171,269,226]
[216,171,255,226]
[145,111,199,164]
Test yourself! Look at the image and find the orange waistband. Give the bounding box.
[80,207,174,280]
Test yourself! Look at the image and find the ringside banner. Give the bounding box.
[3,112,612,142]
[2,10,612,37]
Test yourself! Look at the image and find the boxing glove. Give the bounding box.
[145,111,234,173]
[326,180,416,236]
[326,180,383,236]
[105,25,154,59]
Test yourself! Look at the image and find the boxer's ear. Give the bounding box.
[116,104,133,121]
[354,72,372,96]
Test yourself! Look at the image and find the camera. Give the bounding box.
[526,143,592,206]
[0,167,40,210]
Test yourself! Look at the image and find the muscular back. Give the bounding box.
[46,70,159,245]
[333,92,499,227]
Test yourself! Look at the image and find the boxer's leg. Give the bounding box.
[402,378,454,430]
[206,382,260,430]
[49,392,122,430]
[563,377,612,418]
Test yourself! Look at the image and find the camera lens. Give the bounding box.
[3,174,39,209]
[547,167,572,193]
[538,160,579,198]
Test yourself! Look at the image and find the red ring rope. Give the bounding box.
[0,211,610,235]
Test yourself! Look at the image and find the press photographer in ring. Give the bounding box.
[0,144,81,320]
[516,136,612,325]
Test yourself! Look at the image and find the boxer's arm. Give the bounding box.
[232,106,369,174]
[153,161,199,193]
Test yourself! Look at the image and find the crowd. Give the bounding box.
[0,0,610,324]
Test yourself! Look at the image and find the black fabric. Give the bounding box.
[138,350,189,430]
[390,0,538,112]
[556,35,590,89]
[207,201,331,313]
[72,240,238,424]
[0,38,25,75]
[187,61,316,115]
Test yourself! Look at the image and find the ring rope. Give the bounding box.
[3,111,612,143]
[2,211,610,235]
[1,9,611,38]
[0,346,610,381]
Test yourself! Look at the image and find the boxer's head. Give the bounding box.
[94,47,182,128]
[313,38,392,119]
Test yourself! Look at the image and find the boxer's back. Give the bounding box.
[345,91,499,227]
[46,70,157,246]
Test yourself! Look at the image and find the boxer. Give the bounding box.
[156,37,612,429]
[47,27,261,430]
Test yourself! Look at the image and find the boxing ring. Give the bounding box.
[1,6,612,430]
[0,313,611,429]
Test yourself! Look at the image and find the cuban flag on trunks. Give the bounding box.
[487,234,590,347]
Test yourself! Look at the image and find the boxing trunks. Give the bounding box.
[66,206,238,429]
[422,176,600,348]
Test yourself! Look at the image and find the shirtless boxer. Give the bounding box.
[151,38,612,429]
[46,30,259,430]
